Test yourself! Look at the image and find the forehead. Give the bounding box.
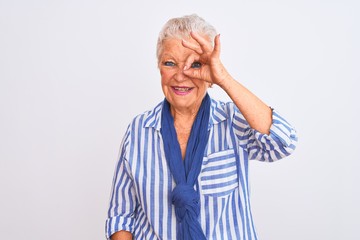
[161,38,196,59]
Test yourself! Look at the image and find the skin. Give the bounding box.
[110,230,132,240]
[181,32,272,134]
[111,31,272,240]
[159,36,213,158]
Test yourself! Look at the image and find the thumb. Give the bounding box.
[183,68,203,80]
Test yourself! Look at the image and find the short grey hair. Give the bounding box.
[156,14,217,63]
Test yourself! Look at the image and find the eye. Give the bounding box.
[163,61,176,67]
[191,62,202,69]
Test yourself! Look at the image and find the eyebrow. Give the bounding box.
[161,53,175,59]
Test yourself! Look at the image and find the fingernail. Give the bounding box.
[183,65,188,71]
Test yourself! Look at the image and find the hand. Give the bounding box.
[184,32,272,134]
[182,32,231,88]
[111,230,133,240]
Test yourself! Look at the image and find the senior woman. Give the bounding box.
[106,14,297,240]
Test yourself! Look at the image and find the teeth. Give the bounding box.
[175,87,190,91]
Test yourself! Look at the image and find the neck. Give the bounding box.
[171,106,199,130]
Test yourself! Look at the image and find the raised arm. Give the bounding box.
[182,32,272,134]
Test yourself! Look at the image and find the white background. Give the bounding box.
[1,0,359,239]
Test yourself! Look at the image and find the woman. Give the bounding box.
[106,14,297,240]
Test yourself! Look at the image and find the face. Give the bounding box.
[159,37,210,114]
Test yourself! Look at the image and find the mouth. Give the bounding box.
[171,86,194,95]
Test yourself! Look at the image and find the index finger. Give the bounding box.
[190,32,213,53]
[183,53,200,71]
[182,39,203,55]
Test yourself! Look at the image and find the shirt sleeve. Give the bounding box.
[232,105,298,162]
[105,128,137,239]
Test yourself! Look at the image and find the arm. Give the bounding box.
[183,32,297,160]
[217,76,272,134]
[111,230,133,240]
[229,104,298,161]
[105,129,136,239]
[182,32,271,134]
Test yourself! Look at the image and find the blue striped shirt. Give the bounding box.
[105,97,297,239]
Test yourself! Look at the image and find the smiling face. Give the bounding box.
[159,37,209,114]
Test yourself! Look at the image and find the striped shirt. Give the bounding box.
[105,97,298,240]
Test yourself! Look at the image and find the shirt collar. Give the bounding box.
[143,97,228,131]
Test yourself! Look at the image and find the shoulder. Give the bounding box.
[117,101,163,162]
[209,97,243,123]
[127,101,163,133]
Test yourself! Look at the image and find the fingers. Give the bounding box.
[213,34,221,58]
[183,54,202,78]
[183,66,202,80]
[190,32,213,53]
[183,32,221,58]
[182,39,203,55]
[183,54,210,82]
[181,33,222,83]
[183,54,196,71]
[182,32,213,55]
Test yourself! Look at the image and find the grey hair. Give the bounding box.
[156,14,217,63]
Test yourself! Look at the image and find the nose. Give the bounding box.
[174,66,187,82]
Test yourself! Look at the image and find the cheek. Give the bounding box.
[160,70,173,84]
[192,79,209,90]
